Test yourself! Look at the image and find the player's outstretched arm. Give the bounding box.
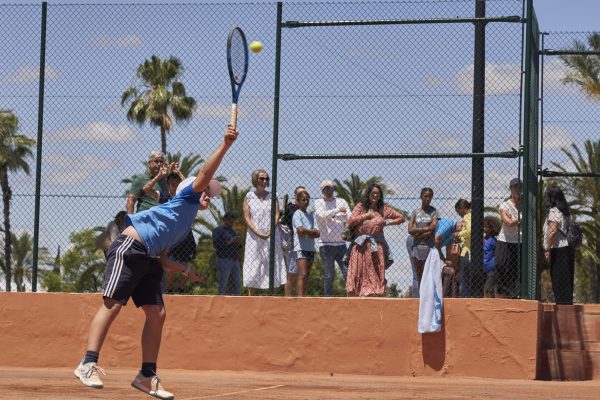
[158,256,205,283]
[192,125,238,193]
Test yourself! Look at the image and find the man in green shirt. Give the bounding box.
[126,151,170,213]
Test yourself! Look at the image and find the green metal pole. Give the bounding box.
[470,0,486,289]
[31,1,48,292]
[520,0,537,299]
[268,2,283,295]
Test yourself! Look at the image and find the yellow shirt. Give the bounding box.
[458,212,471,257]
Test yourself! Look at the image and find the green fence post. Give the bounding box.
[268,2,283,295]
[31,1,48,292]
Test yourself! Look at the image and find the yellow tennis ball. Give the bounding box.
[249,41,264,53]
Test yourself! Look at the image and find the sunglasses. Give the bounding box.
[258,177,270,182]
[322,186,334,192]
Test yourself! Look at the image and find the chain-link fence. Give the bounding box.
[540,31,600,304]
[0,0,539,299]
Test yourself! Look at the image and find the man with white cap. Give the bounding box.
[74,125,237,400]
[313,179,351,296]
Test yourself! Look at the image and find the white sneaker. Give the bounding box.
[131,372,174,400]
[73,360,105,389]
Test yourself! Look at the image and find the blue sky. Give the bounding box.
[1,0,598,292]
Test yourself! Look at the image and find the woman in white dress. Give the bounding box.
[242,169,286,294]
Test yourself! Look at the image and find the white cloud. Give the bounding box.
[89,35,143,48]
[420,74,445,87]
[49,122,138,144]
[421,129,463,151]
[543,125,575,150]
[44,154,114,187]
[2,65,59,84]
[543,59,579,94]
[454,63,521,95]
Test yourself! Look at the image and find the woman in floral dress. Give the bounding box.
[346,184,405,296]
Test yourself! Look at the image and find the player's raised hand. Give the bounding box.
[224,124,238,145]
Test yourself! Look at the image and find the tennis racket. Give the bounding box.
[226,27,249,130]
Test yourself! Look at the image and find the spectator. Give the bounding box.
[242,169,286,295]
[407,188,439,286]
[543,185,575,305]
[161,169,185,203]
[346,184,404,296]
[406,235,419,297]
[454,198,479,297]
[212,212,242,295]
[292,191,320,296]
[495,178,522,298]
[483,215,501,298]
[280,186,306,296]
[126,151,170,214]
[96,211,127,259]
[434,218,461,297]
[314,179,350,296]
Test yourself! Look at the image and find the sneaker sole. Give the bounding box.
[131,381,173,400]
[73,370,103,389]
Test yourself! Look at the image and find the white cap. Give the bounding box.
[320,180,334,190]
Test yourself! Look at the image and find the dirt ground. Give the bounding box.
[1,367,599,400]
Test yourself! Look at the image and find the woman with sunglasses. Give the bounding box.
[242,169,286,295]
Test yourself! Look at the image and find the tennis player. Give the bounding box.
[74,124,238,400]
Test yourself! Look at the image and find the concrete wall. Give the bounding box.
[0,293,540,379]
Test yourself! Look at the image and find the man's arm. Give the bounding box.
[126,194,136,214]
[314,199,339,222]
[192,125,238,193]
[158,257,205,283]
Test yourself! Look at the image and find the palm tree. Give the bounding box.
[0,110,35,291]
[333,174,395,209]
[551,140,600,302]
[12,232,32,292]
[560,33,600,100]
[121,55,197,154]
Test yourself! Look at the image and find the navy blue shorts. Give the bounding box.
[102,234,164,307]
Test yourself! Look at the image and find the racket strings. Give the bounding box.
[229,31,247,84]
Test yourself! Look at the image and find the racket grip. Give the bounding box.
[229,103,238,130]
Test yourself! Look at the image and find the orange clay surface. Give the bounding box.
[1,367,599,400]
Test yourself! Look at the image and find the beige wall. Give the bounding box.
[0,293,539,379]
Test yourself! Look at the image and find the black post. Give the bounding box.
[32,1,48,292]
[268,2,283,295]
[470,0,486,295]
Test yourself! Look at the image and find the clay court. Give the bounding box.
[1,367,600,400]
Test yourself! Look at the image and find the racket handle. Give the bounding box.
[229,103,238,130]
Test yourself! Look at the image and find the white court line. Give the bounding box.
[180,384,285,400]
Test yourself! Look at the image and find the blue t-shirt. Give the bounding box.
[126,183,201,257]
[292,209,316,252]
[435,218,456,248]
[483,236,497,273]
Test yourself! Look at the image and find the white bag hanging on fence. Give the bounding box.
[418,249,444,333]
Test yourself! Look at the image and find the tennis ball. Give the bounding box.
[249,41,264,53]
